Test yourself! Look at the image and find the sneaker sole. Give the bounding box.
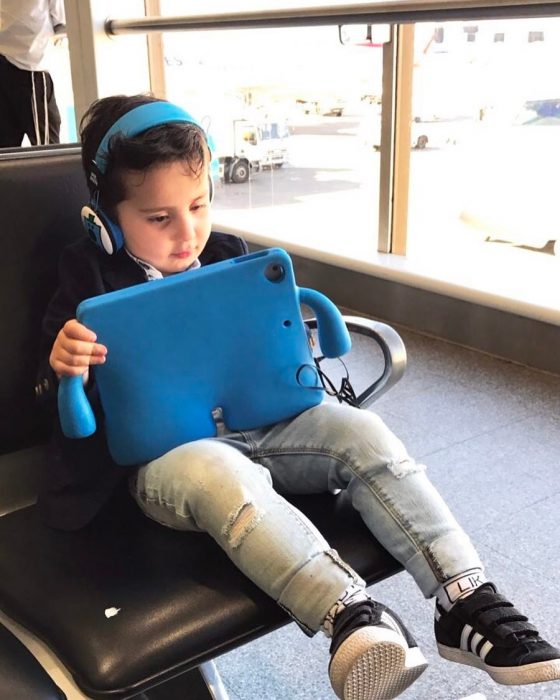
[437,642,560,685]
[329,626,428,700]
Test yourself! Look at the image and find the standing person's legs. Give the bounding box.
[0,59,60,146]
[28,70,61,145]
[0,56,26,147]
[43,71,61,144]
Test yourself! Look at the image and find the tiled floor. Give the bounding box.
[214,323,560,700]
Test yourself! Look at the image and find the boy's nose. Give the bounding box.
[176,214,196,241]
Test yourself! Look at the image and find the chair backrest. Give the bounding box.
[0,148,88,453]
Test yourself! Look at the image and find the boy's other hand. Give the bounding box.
[50,319,107,379]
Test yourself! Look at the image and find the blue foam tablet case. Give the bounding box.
[58,247,351,465]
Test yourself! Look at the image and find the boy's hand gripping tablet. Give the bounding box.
[58,248,351,465]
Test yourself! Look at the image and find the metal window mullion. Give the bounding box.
[377,27,397,254]
[378,24,414,255]
[145,0,166,98]
[392,23,414,255]
[64,0,99,129]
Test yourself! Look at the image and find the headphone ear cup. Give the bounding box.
[81,204,124,255]
[208,175,214,203]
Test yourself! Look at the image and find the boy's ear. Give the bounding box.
[81,204,125,255]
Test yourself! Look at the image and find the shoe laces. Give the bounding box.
[459,583,541,648]
[329,599,383,655]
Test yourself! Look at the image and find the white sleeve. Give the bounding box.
[49,0,66,29]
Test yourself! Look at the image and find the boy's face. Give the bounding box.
[115,160,212,275]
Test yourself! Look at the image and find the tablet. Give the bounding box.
[59,247,351,465]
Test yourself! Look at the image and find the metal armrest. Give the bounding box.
[306,315,407,408]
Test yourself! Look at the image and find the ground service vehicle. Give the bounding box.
[214,118,289,183]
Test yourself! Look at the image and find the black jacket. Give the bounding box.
[36,231,248,531]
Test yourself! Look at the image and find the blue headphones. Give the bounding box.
[81,101,216,255]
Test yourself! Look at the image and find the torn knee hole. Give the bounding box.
[222,502,263,548]
[387,458,425,479]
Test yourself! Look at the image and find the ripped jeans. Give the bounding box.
[130,403,482,635]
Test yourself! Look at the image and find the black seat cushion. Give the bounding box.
[0,489,401,699]
[0,621,66,700]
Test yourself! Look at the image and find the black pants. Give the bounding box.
[0,54,61,147]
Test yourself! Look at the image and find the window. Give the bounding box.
[160,1,388,260]
[49,40,76,143]
[408,16,560,312]
[154,4,560,314]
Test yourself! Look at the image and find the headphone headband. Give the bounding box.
[94,102,207,174]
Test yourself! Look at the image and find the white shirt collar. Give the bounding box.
[125,249,201,281]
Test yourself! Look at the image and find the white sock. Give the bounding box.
[321,583,369,637]
[435,568,487,612]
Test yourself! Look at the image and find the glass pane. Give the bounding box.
[408,18,560,311]
[160,1,387,260]
[48,37,76,144]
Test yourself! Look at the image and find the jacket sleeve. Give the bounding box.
[35,242,107,410]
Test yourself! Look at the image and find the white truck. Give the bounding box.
[212,118,289,184]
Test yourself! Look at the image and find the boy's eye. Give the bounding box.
[148,214,169,224]
[191,202,207,212]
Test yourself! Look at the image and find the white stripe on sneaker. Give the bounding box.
[479,640,494,662]
[459,623,494,662]
[460,624,473,651]
[470,632,484,655]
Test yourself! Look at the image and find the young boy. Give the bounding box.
[37,94,560,700]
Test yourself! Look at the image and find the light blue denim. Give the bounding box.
[130,403,482,635]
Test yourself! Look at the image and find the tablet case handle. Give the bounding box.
[58,375,97,439]
[298,287,351,358]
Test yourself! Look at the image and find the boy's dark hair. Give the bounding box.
[80,94,210,217]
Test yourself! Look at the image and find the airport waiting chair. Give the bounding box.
[0,148,405,699]
[0,621,67,699]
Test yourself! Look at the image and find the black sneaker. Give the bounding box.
[435,582,560,685]
[328,599,428,700]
